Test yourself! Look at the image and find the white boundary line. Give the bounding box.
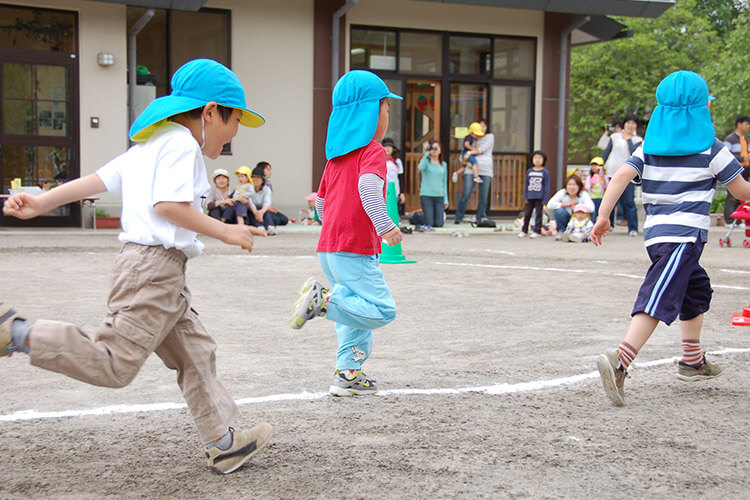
[433,261,750,290]
[2,348,748,423]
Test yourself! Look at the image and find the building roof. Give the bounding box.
[416,0,674,18]
[89,0,207,11]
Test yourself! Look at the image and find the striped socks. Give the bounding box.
[680,340,703,367]
[617,342,638,371]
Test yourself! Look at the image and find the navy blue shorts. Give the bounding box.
[632,241,712,325]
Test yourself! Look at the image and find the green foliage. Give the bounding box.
[711,188,727,213]
[95,207,110,218]
[687,0,746,40]
[704,7,750,139]
[569,0,723,163]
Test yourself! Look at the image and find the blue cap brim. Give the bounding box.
[129,95,265,142]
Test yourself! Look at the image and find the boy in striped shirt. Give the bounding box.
[590,70,750,407]
[289,71,402,397]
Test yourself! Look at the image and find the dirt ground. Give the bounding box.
[1,222,749,499]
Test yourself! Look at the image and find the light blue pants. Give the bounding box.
[318,252,397,370]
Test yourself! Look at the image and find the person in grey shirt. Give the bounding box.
[455,119,494,223]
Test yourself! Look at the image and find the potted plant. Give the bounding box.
[95,208,120,229]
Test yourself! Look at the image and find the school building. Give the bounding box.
[0,0,673,227]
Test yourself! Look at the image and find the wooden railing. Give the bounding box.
[402,152,527,213]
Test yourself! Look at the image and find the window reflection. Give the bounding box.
[449,36,490,75]
[493,38,535,80]
[399,32,441,75]
[351,29,397,71]
[491,86,530,152]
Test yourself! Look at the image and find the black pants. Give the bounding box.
[522,199,543,234]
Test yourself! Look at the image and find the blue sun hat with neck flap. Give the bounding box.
[129,58,265,142]
[325,70,402,160]
[643,70,716,156]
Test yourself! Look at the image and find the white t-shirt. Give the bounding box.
[96,121,210,258]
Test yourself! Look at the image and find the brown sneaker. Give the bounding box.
[0,303,25,357]
[676,356,723,382]
[596,351,627,406]
[206,423,273,474]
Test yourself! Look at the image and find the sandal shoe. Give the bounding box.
[0,303,25,357]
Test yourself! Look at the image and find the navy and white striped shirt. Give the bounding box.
[626,139,743,247]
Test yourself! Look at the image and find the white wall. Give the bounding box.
[206,0,315,213]
[346,0,545,151]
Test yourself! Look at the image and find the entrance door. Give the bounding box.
[404,79,440,212]
[0,6,79,227]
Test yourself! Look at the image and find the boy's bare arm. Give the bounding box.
[2,174,106,220]
[725,176,750,202]
[154,201,264,251]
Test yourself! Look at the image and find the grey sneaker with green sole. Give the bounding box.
[289,278,328,330]
[596,350,627,407]
[206,423,273,474]
[676,356,723,382]
[329,369,378,397]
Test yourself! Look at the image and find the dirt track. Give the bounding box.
[1,224,749,499]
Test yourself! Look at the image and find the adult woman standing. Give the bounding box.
[546,173,595,238]
[205,168,234,220]
[418,140,449,229]
[455,119,494,223]
[602,115,642,236]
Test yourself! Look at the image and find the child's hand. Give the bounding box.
[2,193,44,219]
[590,217,610,246]
[225,199,235,206]
[382,227,403,246]
[222,224,258,252]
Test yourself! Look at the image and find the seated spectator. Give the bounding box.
[257,161,289,226]
[205,168,234,220]
[546,173,595,239]
[561,203,594,243]
[299,192,321,225]
[246,165,277,235]
[220,165,253,225]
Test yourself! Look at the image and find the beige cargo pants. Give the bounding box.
[29,243,239,442]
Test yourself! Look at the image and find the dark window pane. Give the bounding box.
[449,36,490,75]
[170,9,230,74]
[351,28,397,71]
[399,32,441,75]
[491,85,530,152]
[0,5,76,52]
[128,7,168,97]
[2,63,33,99]
[2,99,34,134]
[493,38,534,80]
[449,83,485,152]
[3,145,71,193]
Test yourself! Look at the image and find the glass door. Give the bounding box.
[0,5,79,227]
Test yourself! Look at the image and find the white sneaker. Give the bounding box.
[451,171,459,183]
[561,232,570,242]
[568,234,581,243]
[266,225,277,236]
[629,230,638,237]
[518,232,527,238]
[473,177,483,183]
[529,232,540,239]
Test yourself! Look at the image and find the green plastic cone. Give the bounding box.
[380,181,416,264]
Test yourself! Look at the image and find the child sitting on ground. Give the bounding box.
[451,122,483,184]
[561,203,593,242]
[221,165,253,225]
[299,192,321,225]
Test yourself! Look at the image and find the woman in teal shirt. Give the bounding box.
[418,141,449,229]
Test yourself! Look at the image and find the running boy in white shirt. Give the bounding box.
[1,59,270,474]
